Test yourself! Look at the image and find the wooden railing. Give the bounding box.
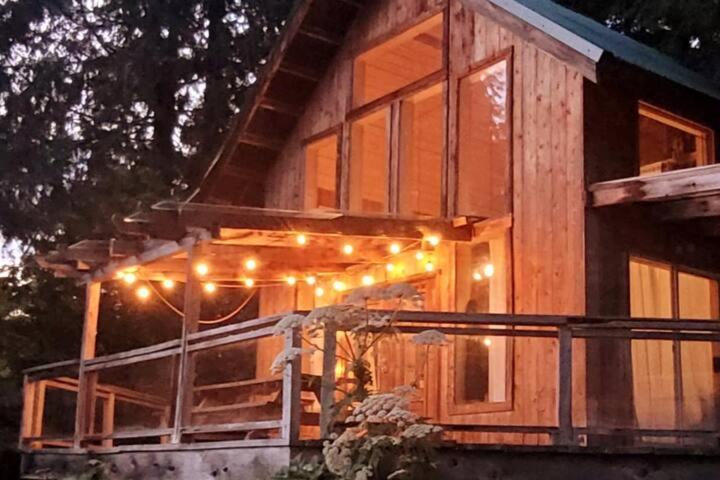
[20,312,720,451]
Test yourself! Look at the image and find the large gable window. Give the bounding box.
[349,108,390,213]
[638,102,715,176]
[353,14,444,107]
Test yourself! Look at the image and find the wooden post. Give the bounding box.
[101,394,115,448]
[171,245,202,443]
[281,326,302,444]
[556,326,574,446]
[319,325,337,438]
[73,281,101,449]
[19,376,35,449]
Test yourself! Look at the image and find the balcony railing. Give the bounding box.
[20,312,720,451]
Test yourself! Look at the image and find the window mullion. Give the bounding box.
[389,100,401,214]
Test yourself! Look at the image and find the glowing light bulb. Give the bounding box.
[472,271,483,281]
[203,282,216,294]
[483,263,495,278]
[332,280,347,292]
[136,286,150,300]
[123,272,137,285]
[361,275,375,286]
[296,234,307,246]
[424,261,435,272]
[244,258,257,271]
[115,271,125,280]
[162,279,175,290]
[306,275,317,286]
[244,278,255,288]
[415,251,425,261]
[389,243,401,255]
[425,235,441,247]
[195,263,209,276]
[483,338,492,347]
[285,276,297,286]
[342,244,354,255]
[386,263,395,272]
[315,286,325,297]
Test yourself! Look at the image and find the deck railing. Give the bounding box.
[20,312,720,451]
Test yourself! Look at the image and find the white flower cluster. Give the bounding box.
[411,329,448,346]
[323,427,363,476]
[400,423,443,439]
[269,347,315,374]
[272,313,306,336]
[345,388,418,427]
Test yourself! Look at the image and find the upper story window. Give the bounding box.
[353,13,444,107]
[456,58,511,219]
[305,134,339,210]
[638,102,715,176]
[350,108,390,213]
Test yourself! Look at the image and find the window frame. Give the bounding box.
[303,127,342,210]
[448,223,515,415]
[637,101,716,176]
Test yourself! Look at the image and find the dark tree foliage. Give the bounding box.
[0,0,291,447]
[553,0,720,82]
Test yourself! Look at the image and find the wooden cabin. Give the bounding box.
[21,0,720,477]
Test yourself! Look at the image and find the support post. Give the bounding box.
[281,326,302,444]
[319,325,337,438]
[556,326,574,446]
[171,245,202,443]
[19,375,35,449]
[74,281,101,449]
[101,394,115,448]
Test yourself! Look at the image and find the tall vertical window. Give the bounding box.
[629,257,719,431]
[350,109,389,213]
[399,84,444,216]
[457,59,511,219]
[353,14,444,107]
[638,102,714,175]
[305,134,338,209]
[452,234,512,412]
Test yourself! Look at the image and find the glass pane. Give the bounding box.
[629,258,673,318]
[353,14,444,107]
[350,109,389,213]
[639,104,711,175]
[457,59,510,218]
[678,272,719,320]
[305,134,338,209]
[399,84,443,216]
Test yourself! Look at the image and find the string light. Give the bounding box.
[296,234,307,246]
[361,275,375,286]
[332,280,347,292]
[162,279,175,290]
[315,286,325,297]
[244,258,257,271]
[425,235,441,247]
[122,272,137,285]
[136,286,150,300]
[195,263,209,276]
[472,271,483,281]
[483,263,495,277]
[424,261,435,272]
[342,244,354,255]
[415,251,425,261]
[285,276,297,286]
[483,338,492,347]
[389,243,401,254]
[244,278,255,288]
[306,275,317,286]
[386,263,395,272]
[203,282,217,294]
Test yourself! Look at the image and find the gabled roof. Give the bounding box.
[494,0,720,101]
[193,0,720,204]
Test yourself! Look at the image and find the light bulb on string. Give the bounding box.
[315,286,325,297]
[296,234,307,246]
[122,272,137,285]
[244,258,257,271]
[203,282,217,294]
[285,276,297,286]
[483,263,495,277]
[195,263,209,276]
[244,278,255,288]
[415,251,425,261]
[424,261,435,272]
[332,280,347,292]
[306,275,317,286]
[425,235,441,247]
[136,286,150,300]
[483,337,492,347]
[472,271,483,281]
[386,263,395,272]
[342,244,354,255]
[362,275,374,286]
[162,279,175,290]
[389,243,401,255]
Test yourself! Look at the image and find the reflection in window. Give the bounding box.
[639,103,714,176]
[399,84,443,216]
[353,14,444,107]
[350,109,389,213]
[454,237,510,409]
[457,59,510,218]
[305,134,338,209]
